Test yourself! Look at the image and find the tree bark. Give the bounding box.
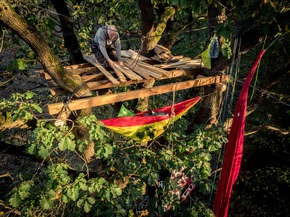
[189,2,228,129]
[0,0,94,161]
[0,0,90,97]
[138,0,175,57]
[50,0,84,64]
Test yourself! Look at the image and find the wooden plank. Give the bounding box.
[64,62,92,69]
[114,64,143,81]
[156,59,203,69]
[156,60,192,69]
[121,50,150,61]
[124,59,161,78]
[124,63,152,79]
[111,65,127,82]
[81,74,103,82]
[43,72,105,83]
[47,75,229,114]
[84,55,120,84]
[137,61,169,76]
[44,69,207,95]
[84,69,191,90]
[65,67,99,75]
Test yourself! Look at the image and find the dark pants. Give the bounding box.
[92,43,118,67]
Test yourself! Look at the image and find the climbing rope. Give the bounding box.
[166,84,177,150]
[127,36,146,69]
[207,35,242,207]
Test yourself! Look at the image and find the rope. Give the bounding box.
[126,36,145,69]
[168,84,177,150]
[221,36,240,122]
[58,83,89,118]
[229,37,242,110]
[208,35,241,208]
[250,33,285,100]
[237,79,290,107]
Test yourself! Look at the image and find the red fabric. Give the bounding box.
[101,97,201,127]
[213,50,265,217]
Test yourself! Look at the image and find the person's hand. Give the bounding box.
[108,59,115,68]
[118,60,124,66]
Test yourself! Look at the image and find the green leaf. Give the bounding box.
[30,103,43,113]
[98,177,107,186]
[84,201,92,213]
[24,111,33,120]
[104,143,113,158]
[17,59,28,70]
[59,138,68,151]
[47,189,56,198]
[79,182,88,191]
[87,197,96,205]
[111,187,122,198]
[40,194,52,209]
[24,91,34,99]
[67,187,79,201]
[77,198,84,208]
[9,193,21,207]
[27,143,37,155]
[19,183,31,200]
[67,138,76,151]
[62,195,69,204]
[38,146,49,158]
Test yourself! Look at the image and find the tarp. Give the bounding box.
[213,49,265,217]
[101,96,201,142]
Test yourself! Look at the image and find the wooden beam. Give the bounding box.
[137,61,169,76]
[112,65,127,82]
[84,55,120,84]
[124,63,152,79]
[47,75,229,115]
[65,67,99,75]
[114,64,143,81]
[123,59,161,78]
[64,62,92,69]
[44,69,219,95]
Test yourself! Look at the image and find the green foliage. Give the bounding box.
[4,105,227,216]
[2,0,289,216]
[233,166,290,217]
[221,39,232,59]
[0,91,42,121]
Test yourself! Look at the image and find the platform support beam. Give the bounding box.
[48,75,228,115]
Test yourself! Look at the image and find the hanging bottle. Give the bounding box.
[210,36,219,58]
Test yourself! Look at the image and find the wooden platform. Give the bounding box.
[41,51,229,115]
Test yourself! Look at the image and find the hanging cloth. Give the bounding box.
[213,49,265,217]
[101,97,201,142]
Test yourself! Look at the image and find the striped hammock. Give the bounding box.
[101,96,201,142]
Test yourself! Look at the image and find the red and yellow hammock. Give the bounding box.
[100,96,201,142]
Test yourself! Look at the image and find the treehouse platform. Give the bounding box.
[41,50,229,115]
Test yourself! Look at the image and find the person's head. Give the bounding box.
[107,25,117,40]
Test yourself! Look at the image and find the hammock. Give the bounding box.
[100,96,201,142]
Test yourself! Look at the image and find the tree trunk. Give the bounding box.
[0,0,94,161]
[189,2,228,128]
[138,0,175,57]
[162,23,190,50]
[0,0,90,97]
[162,10,193,50]
[50,0,84,64]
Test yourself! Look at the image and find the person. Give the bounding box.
[92,25,124,68]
